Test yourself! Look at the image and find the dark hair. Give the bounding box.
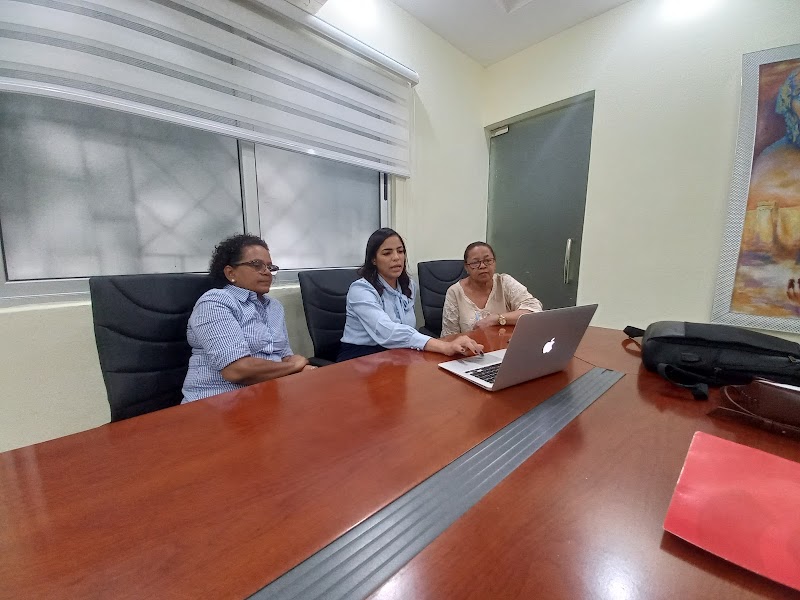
[209,234,269,286]
[463,241,496,263]
[358,228,411,298]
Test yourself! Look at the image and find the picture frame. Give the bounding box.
[712,44,800,333]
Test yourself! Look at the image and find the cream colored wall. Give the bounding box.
[0,0,488,451]
[0,303,108,451]
[483,0,800,330]
[318,0,490,264]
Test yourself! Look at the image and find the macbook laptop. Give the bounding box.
[438,304,598,391]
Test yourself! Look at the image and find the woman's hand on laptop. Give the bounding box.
[424,336,483,356]
[445,335,484,357]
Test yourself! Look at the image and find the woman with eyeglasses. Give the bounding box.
[440,241,543,337]
[337,228,484,361]
[182,234,313,403]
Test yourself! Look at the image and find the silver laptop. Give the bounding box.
[438,304,598,391]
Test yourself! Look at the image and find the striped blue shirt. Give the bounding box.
[340,276,431,350]
[181,285,293,403]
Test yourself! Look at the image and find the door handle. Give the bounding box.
[563,238,573,284]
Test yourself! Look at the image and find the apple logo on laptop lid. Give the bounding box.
[543,338,555,354]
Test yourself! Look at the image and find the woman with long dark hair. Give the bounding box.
[337,228,483,362]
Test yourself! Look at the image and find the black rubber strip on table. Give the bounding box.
[250,367,624,600]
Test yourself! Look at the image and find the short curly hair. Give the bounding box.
[209,234,269,286]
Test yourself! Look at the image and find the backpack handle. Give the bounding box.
[656,363,710,400]
[624,325,645,338]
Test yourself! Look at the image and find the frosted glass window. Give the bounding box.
[0,93,243,280]
[255,144,380,269]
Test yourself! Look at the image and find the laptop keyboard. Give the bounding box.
[465,363,501,384]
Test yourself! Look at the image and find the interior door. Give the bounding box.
[487,94,594,309]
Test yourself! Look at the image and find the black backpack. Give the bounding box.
[624,321,800,399]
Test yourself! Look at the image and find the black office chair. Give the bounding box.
[298,268,360,366]
[89,273,215,421]
[417,260,467,337]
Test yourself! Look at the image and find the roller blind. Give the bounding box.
[0,0,416,175]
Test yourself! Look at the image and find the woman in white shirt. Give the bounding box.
[441,241,543,337]
[338,228,483,361]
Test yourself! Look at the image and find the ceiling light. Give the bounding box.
[660,0,721,22]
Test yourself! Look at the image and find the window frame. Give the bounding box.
[238,140,392,285]
[0,128,391,308]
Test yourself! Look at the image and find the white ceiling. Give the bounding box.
[387,0,633,65]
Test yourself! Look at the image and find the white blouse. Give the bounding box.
[441,273,543,336]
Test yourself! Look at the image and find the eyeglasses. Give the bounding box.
[233,259,280,273]
[466,258,495,269]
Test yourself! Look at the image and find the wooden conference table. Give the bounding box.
[1,326,799,599]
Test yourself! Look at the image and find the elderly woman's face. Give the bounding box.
[225,244,275,295]
[465,245,496,284]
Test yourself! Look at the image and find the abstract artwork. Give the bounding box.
[713,44,800,333]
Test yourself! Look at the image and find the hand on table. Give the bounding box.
[282,355,310,373]
[472,315,499,330]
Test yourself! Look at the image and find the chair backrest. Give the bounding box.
[89,273,215,421]
[298,268,360,363]
[417,260,467,337]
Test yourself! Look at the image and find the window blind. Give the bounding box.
[0,0,416,175]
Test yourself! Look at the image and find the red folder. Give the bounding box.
[663,431,800,591]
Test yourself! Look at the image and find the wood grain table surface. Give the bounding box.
[2,326,798,599]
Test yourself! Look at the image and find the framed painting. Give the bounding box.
[712,44,800,333]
